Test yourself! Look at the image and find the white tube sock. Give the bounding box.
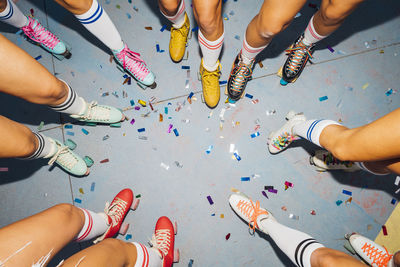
[48,80,86,116]
[259,218,324,267]
[292,119,341,147]
[198,29,224,71]
[241,34,268,65]
[75,208,109,242]
[23,133,56,159]
[75,0,124,51]
[0,0,28,28]
[303,15,327,46]
[160,0,186,28]
[132,242,162,267]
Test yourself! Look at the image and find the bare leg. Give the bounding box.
[311,247,365,267]
[192,0,223,41]
[158,0,180,16]
[62,239,138,267]
[53,0,92,15]
[0,0,6,12]
[0,204,84,266]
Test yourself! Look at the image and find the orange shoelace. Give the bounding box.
[361,243,393,267]
[236,199,268,231]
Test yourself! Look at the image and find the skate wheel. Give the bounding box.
[64,139,77,150]
[173,221,178,235]
[343,240,356,254]
[280,78,288,86]
[86,122,97,126]
[130,199,140,210]
[63,50,72,59]
[228,98,236,104]
[309,156,315,166]
[285,110,297,120]
[149,82,157,89]
[110,122,121,128]
[173,249,180,262]
[119,222,129,235]
[83,156,94,167]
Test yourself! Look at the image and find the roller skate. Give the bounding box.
[310,150,361,172]
[229,192,275,234]
[225,52,255,104]
[46,138,88,176]
[94,188,139,243]
[63,139,94,168]
[267,110,306,154]
[21,16,71,60]
[199,59,221,109]
[277,34,315,85]
[113,44,156,89]
[149,216,179,267]
[169,13,191,62]
[344,233,395,267]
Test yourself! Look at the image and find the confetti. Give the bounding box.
[160,162,170,170]
[84,156,94,167]
[130,99,135,106]
[137,128,145,133]
[342,190,352,196]
[0,167,9,172]
[362,83,369,90]
[100,159,109,163]
[382,225,388,236]
[165,107,168,114]
[336,200,343,206]
[159,114,163,122]
[156,44,160,52]
[174,161,183,168]
[130,119,135,125]
[281,206,287,211]
[103,135,110,141]
[160,25,167,32]
[125,234,132,240]
[90,182,95,192]
[262,191,268,199]
[245,93,253,99]
[234,35,240,40]
[266,110,276,116]
[233,152,241,161]
[173,128,179,137]
[206,145,214,154]
[138,99,146,107]
[168,124,173,133]
[126,13,131,19]
[395,176,400,186]
[326,45,334,53]
[74,198,82,204]
[294,12,301,18]
[207,195,214,205]
[81,128,89,135]
[138,136,148,140]
[268,188,278,194]
[319,96,328,102]
[385,88,393,96]
[225,233,231,240]
[35,55,42,60]
[220,214,224,218]
[38,121,44,130]
[134,106,140,110]
[264,186,274,190]
[395,188,400,194]
[391,198,396,205]
[289,214,299,220]
[79,188,84,194]
[219,80,227,85]
[188,259,194,267]
[241,177,250,181]
[250,132,260,138]
[345,197,352,204]
[136,194,141,198]
[181,66,190,70]
[310,210,316,215]
[64,125,73,129]
[145,26,153,30]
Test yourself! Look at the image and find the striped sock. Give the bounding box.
[22,133,56,160]
[75,208,108,242]
[259,218,324,267]
[198,30,224,71]
[75,0,124,51]
[160,0,186,28]
[48,79,86,116]
[240,34,268,65]
[132,242,162,267]
[303,15,327,46]
[293,119,341,147]
[0,0,28,28]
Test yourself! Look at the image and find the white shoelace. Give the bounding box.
[104,198,128,226]
[150,229,171,257]
[48,146,77,169]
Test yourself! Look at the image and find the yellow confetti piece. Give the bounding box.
[79,188,84,194]
[225,98,229,103]
[379,49,384,54]
[123,133,126,136]
[362,83,369,90]
[230,187,239,193]
[138,99,147,107]
[220,214,224,218]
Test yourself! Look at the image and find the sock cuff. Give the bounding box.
[295,238,324,267]
[0,0,12,19]
[132,242,150,267]
[198,29,224,51]
[75,208,93,242]
[75,0,103,25]
[306,15,325,41]
[306,119,341,147]
[48,80,76,112]
[21,132,45,160]
[242,34,268,54]
[161,0,185,21]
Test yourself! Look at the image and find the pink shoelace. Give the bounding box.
[22,17,60,49]
[115,45,149,81]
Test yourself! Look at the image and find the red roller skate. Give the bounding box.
[94,188,140,243]
[150,216,179,267]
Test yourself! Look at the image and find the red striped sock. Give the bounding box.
[75,208,108,242]
[132,242,162,267]
[198,29,224,71]
[303,15,327,46]
[241,34,268,64]
[160,0,186,28]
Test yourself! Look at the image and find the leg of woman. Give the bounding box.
[311,248,365,267]
[0,204,85,266]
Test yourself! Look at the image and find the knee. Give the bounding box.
[317,253,341,267]
[196,12,220,36]
[39,79,68,104]
[52,203,79,219]
[256,13,291,38]
[320,5,347,26]
[61,0,92,12]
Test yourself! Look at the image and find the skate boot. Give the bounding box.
[21,17,71,60]
[226,52,255,103]
[169,13,190,62]
[310,150,361,172]
[113,44,156,89]
[94,188,139,243]
[268,111,306,154]
[46,138,88,176]
[229,192,275,234]
[199,59,221,109]
[345,233,394,267]
[278,34,315,85]
[150,216,179,267]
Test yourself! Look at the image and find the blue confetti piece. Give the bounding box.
[156,44,160,52]
[219,80,227,85]
[159,49,165,53]
[241,177,250,181]
[188,259,194,267]
[16,29,23,35]
[326,45,334,53]
[250,132,260,138]
[35,55,42,60]
[164,107,168,114]
[233,152,241,161]
[123,74,128,78]
[173,128,179,136]
[160,25,167,32]
[342,190,352,196]
[138,128,145,133]
[74,198,82,204]
[234,35,240,40]
[128,0,132,3]
[81,128,89,135]
[90,182,95,192]
[223,13,229,20]
[245,93,253,99]
[130,99,135,106]
[125,234,132,240]
[206,145,213,154]
[126,13,131,19]
[188,92,194,99]
[336,200,343,206]
[391,198,396,205]
[211,213,215,216]
[385,88,393,96]
[64,125,73,129]
[181,66,190,70]
[66,131,75,136]
[192,26,198,32]
[319,96,328,102]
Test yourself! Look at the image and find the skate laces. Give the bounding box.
[22,17,60,49]
[361,243,393,267]
[271,132,295,151]
[80,101,110,122]
[236,199,268,232]
[48,145,77,169]
[104,198,128,226]
[285,39,313,74]
[150,229,172,257]
[202,66,221,88]
[230,61,253,93]
[171,23,189,45]
[323,152,354,168]
[116,46,149,81]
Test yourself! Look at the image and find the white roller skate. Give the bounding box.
[21,16,71,60]
[310,150,361,172]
